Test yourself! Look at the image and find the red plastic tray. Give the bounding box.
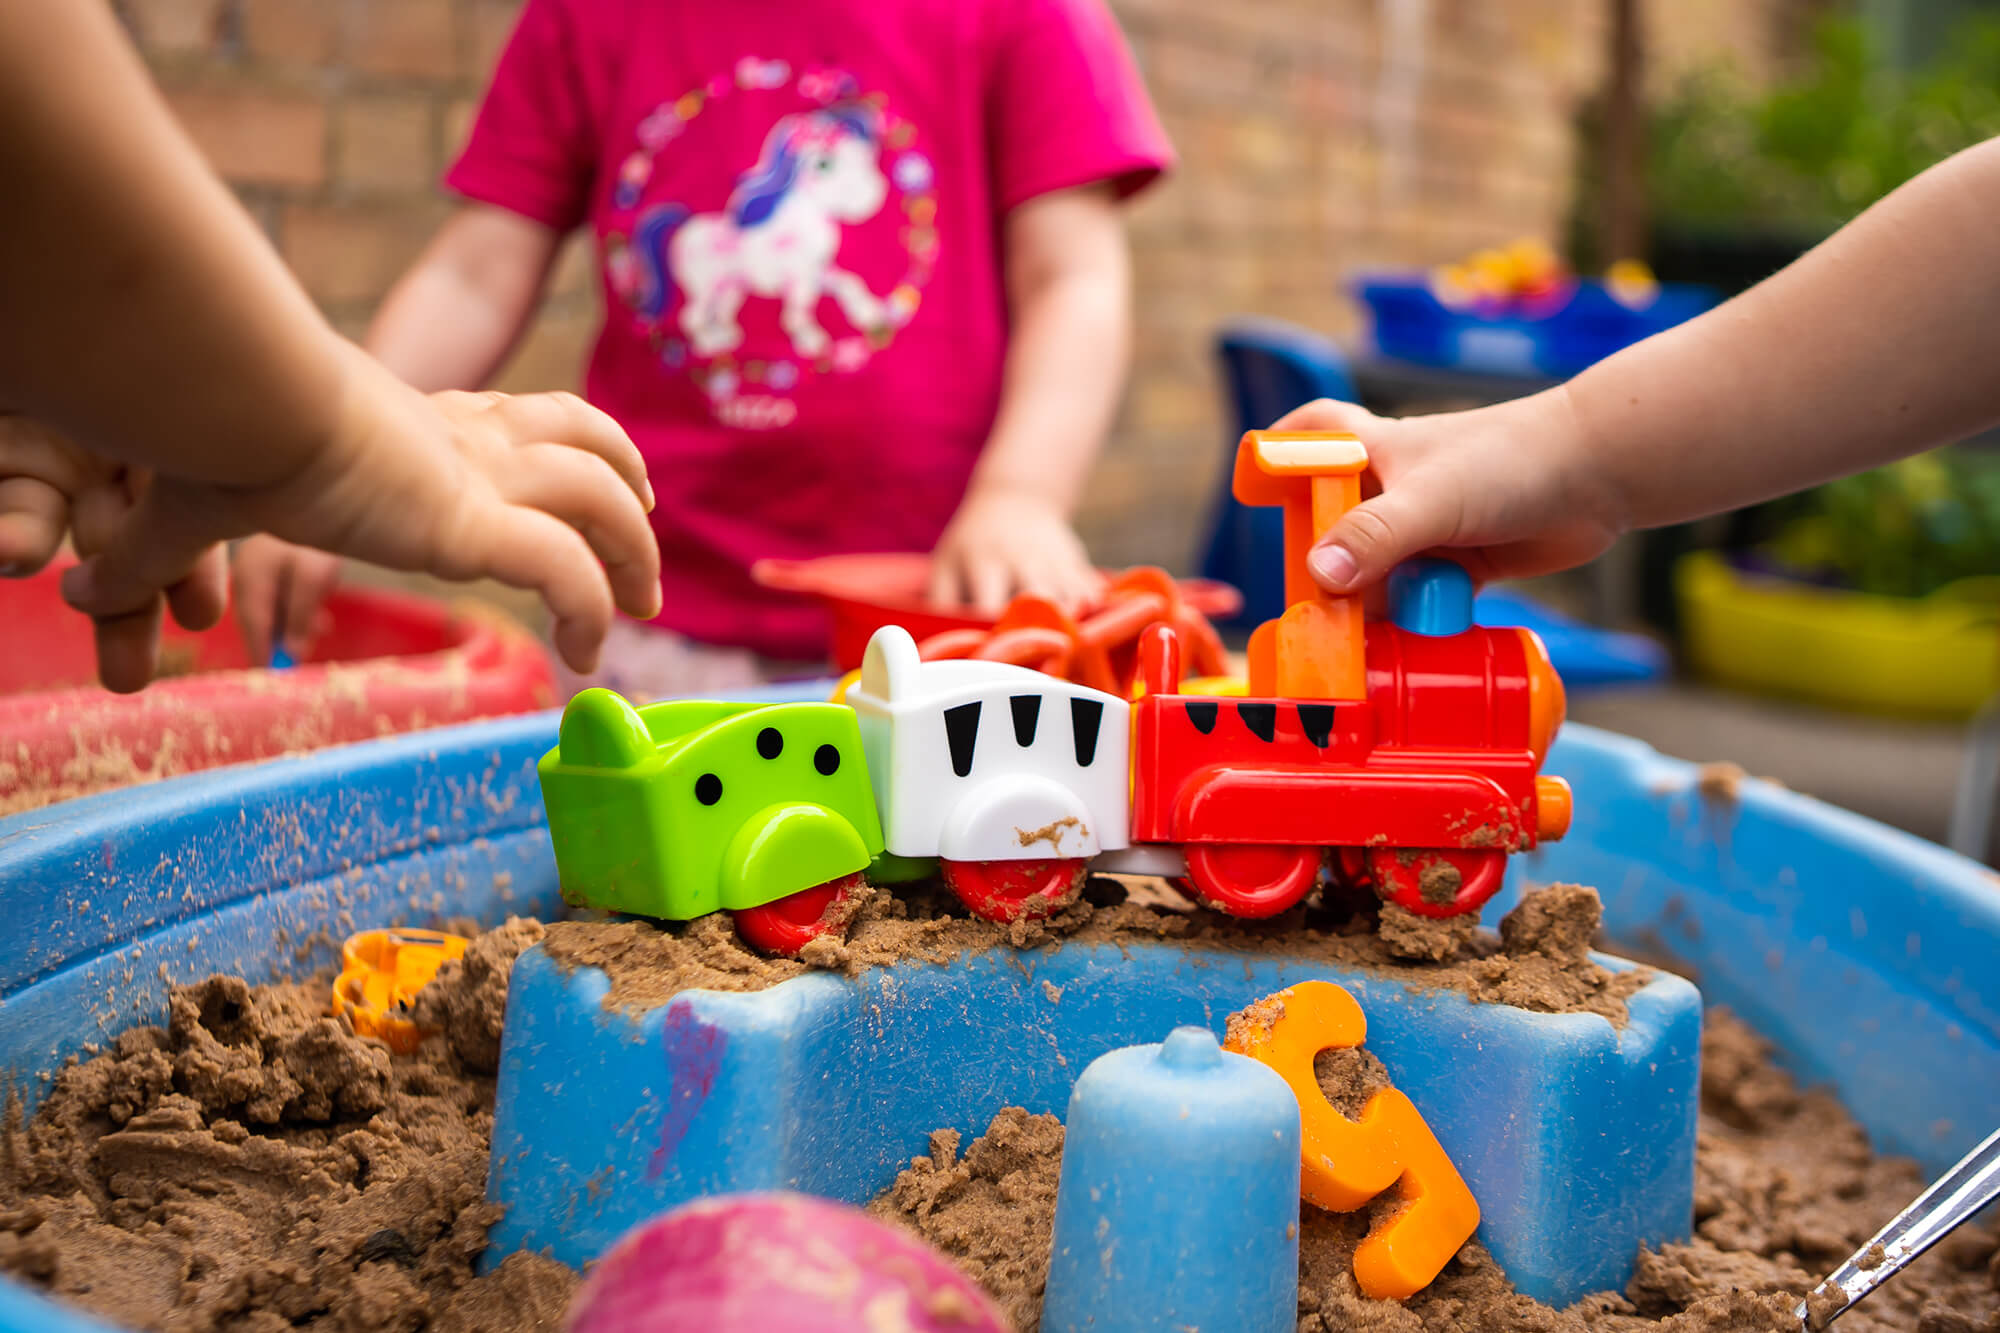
[1,562,557,814]
[752,553,1242,672]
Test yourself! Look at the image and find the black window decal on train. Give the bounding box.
[944,702,982,777]
[1010,695,1041,747]
[1298,704,1334,748]
[1071,698,1104,767]
[1185,701,1218,734]
[1238,703,1277,742]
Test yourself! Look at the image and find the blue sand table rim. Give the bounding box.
[1,690,1997,1330]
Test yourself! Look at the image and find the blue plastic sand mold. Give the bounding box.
[1044,1027,1301,1333]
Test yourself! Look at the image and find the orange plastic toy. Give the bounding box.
[1235,433,1371,700]
[914,567,1229,698]
[751,553,1241,674]
[329,928,469,1053]
[1224,979,1480,1301]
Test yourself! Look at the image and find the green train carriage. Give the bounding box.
[537,689,884,955]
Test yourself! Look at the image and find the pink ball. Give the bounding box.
[567,1192,1010,1333]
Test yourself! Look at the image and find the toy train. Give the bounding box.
[538,431,1573,957]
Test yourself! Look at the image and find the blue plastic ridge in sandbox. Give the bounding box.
[487,929,1701,1307]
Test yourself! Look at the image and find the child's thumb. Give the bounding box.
[1306,484,1456,594]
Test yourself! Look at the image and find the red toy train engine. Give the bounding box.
[1126,431,1571,920]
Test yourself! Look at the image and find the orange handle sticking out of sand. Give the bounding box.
[1223,979,1480,1301]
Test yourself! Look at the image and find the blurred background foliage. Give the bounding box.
[1763,450,2000,597]
[1649,11,2000,237]
[1597,3,2000,601]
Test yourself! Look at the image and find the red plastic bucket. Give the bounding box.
[752,553,1242,672]
[1,562,557,815]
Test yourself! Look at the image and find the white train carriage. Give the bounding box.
[847,626,1130,920]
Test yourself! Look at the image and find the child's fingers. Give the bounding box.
[62,485,226,692]
[1013,554,1097,615]
[962,556,1013,617]
[164,544,229,634]
[1044,554,1105,614]
[1270,397,1380,435]
[477,392,655,512]
[0,475,70,575]
[926,549,968,610]
[1307,477,1460,594]
[283,549,341,658]
[443,504,614,674]
[231,539,282,664]
[89,597,166,695]
[502,444,663,620]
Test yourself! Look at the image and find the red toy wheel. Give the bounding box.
[1361,847,1507,918]
[1179,844,1321,918]
[941,858,1088,923]
[732,872,865,957]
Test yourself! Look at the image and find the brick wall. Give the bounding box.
[122,0,1779,576]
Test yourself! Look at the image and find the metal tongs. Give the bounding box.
[1798,1124,2000,1329]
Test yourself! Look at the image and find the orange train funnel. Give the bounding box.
[329,928,468,1054]
[1224,979,1481,1301]
[1233,431,1370,700]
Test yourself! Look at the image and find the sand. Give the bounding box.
[6,890,1992,1333]
[0,919,574,1333]
[543,878,1650,1025]
[872,1011,2000,1333]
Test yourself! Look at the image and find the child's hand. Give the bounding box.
[1274,392,1626,596]
[927,487,1105,616]
[0,412,94,576]
[0,414,233,674]
[59,345,661,691]
[231,536,342,665]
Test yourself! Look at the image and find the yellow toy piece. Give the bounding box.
[1605,258,1659,307]
[330,928,469,1053]
[1225,979,1480,1301]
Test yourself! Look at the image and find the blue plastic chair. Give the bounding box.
[1204,318,1666,689]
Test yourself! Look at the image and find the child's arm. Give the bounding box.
[927,183,1128,614]
[234,205,563,662]
[1294,137,2000,594]
[0,0,657,690]
[366,204,564,393]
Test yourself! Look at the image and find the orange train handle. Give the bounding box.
[1224,979,1481,1301]
[1233,431,1371,701]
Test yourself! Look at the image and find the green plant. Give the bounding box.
[1647,13,2000,237]
[1765,449,2000,599]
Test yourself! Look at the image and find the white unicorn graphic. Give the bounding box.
[629,102,892,360]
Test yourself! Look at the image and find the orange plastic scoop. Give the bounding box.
[329,928,469,1053]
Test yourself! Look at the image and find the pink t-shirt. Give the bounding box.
[448,0,1172,660]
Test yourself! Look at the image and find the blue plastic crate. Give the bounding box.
[1356,277,1719,379]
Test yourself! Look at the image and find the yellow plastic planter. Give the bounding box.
[1676,550,2000,719]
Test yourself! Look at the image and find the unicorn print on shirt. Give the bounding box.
[629,101,893,361]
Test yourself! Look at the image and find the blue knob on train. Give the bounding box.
[1388,557,1476,636]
